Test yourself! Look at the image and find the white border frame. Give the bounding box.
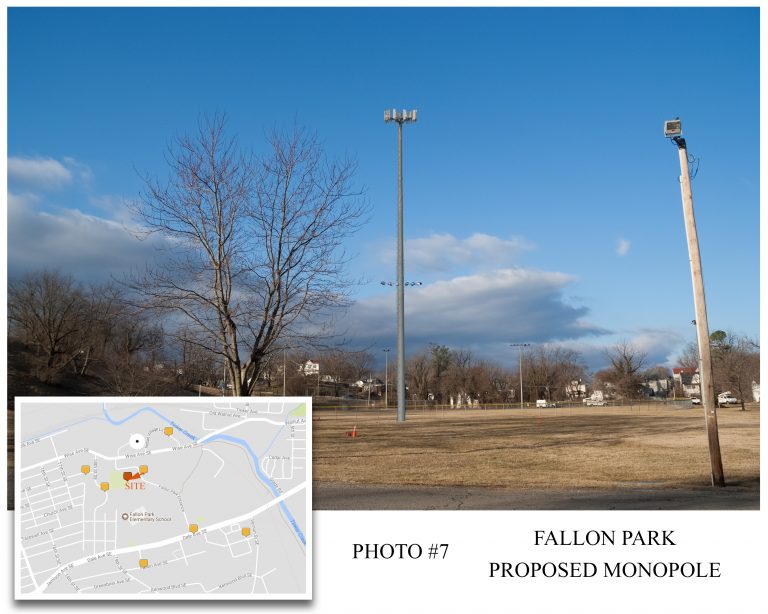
[14,396,312,601]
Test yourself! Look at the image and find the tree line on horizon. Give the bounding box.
[7,268,760,407]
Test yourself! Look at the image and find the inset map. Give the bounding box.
[15,397,310,599]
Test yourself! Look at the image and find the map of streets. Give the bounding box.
[15,397,311,599]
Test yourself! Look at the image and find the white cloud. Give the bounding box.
[616,238,631,256]
[7,155,150,281]
[379,232,532,272]
[8,157,73,190]
[63,156,95,184]
[629,328,685,364]
[7,191,41,208]
[558,328,686,371]
[339,267,605,353]
[8,193,169,282]
[89,193,135,224]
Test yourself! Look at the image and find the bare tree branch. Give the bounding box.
[128,116,367,395]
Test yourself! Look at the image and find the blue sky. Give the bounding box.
[6,7,760,371]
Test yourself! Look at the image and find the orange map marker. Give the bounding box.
[81,465,90,475]
[189,524,198,534]
[100,482,109,491]
[164,426,174,436]
[139,559,148,569]
[139,465,148,475]
[123,471,141,481]
[241,527,251,537]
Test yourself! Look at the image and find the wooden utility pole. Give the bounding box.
[673,134,725,487]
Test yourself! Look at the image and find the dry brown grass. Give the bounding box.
[313,404,760,490]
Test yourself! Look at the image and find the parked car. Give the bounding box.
[536,399,557,408]
[691,397,701,405]
[584,391,607,407]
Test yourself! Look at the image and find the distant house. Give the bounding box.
[354,378,383,393]
[672,368,700,398]
[566,380,587,399]
[642,378,671,398]
[299,360,320,376]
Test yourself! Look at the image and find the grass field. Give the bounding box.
[313,404,760,490]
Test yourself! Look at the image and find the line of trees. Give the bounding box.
[5,271,588,401]
[401,343,591,405]
[8,270,760,406]
[8,271,169,394]
[678,330,760,408]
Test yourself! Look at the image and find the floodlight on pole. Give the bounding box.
[384,107,417,422]
[664,117,682,139]
[510,343,531,406]
[665,117,725,487]
[380,281,423,287]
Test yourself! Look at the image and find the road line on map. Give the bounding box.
[179,408,217,431]
[196,417,286,443]
[202,448,226,477]
[18,544,39,591]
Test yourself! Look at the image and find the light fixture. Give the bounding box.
[664,118,682,138]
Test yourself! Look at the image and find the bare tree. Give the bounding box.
[676,332,759,407]
[8,271,89,381]
[445,348,474,405]
[406,352,432,401]
[605,340,647,399]
[590,368,614,395]
[8,270,184,395]
[709,331,759,409]
[312,348,374,387]
[429,344,452,403]
[524,345,587,402]
[345,350,375,383]
[176,326,219,388]
[98,318,167,395]
[404,344,525,406]
[130,116,366,396]
[67,282,134,377]
[460,359,507,405]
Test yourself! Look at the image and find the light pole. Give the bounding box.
[665,118,724,487]
[384,108,417,422]
[510,343,531,406]
[382,348,390,409]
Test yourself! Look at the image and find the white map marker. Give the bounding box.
[129,433,146,450]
